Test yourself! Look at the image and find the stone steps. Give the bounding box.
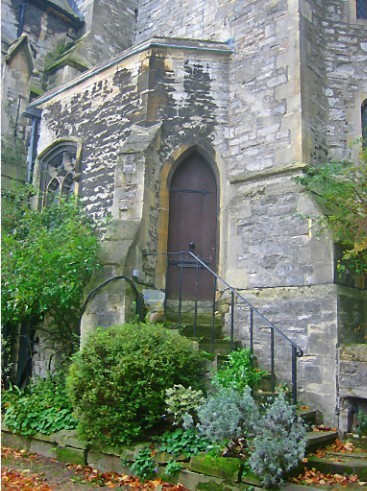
[178,323,223,338]
[191,337,242,355]
[172,317,367,484]
[305,430,339,451]
[304,453,367,480]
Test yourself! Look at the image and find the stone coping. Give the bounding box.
[28,36,232,109]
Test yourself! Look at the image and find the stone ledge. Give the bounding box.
[1,428,262,490]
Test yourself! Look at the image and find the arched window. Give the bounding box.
[38,141,81,207]
[356,0,367,19]
[362,100,367,147]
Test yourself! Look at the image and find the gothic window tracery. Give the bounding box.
[39,142,80,207]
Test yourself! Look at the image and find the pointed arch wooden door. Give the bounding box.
[166,152,217,301]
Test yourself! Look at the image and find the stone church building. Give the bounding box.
[2,0,367,432]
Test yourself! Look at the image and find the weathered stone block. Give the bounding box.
[119,442,151,461]
[1,430,31,452]
[87,450,123,473]
[177,469,248,491]
[190,456,242,482]
[56,445,86,465]
[55,430,88,449]
[29,439,57,459]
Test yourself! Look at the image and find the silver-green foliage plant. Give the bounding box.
[165,384,204,426]
[196,385,259,443]
[249,393,306,488]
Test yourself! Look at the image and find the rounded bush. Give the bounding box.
[67,323,205,447]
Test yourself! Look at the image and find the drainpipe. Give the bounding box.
[23,107,42,183]
[17,1,27,38]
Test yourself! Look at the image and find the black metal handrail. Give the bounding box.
[162,250,303,404]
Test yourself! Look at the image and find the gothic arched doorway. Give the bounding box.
[166,152,218,301]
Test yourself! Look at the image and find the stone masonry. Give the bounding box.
[2,0,367,429]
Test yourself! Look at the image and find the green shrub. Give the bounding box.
[212,348,266,392]
[2,188,100,354]
[3,373,77,436]
[249,393,306,488]
[196,385,259,443]
[165,384,204,426]
[164,460,183,478]
[357,409,367,436]
[67,323,205,447]
[130,447,157,481]
[158,428,210,457]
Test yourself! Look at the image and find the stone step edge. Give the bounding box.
[305,430,339,450]
[304,455,367,480]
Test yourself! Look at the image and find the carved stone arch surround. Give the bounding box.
[155,143,220,289]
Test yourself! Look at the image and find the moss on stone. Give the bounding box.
[30,86,44,96]
[45,52,89,74]
[190,455,243,482]
[56,445,86,465]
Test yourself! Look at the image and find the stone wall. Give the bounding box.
[32,328,69,379]
[1,0,138,189]
[1,0,82,186]
[301,0,367,163]
[338,286,367,403]
[135,0,367,163]
[1,0,82,87]
[33,38,232,333]
[25,0,367,426]
[220,284,339,424]
[75,0,138,66]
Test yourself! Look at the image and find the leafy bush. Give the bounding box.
[158,428,210,457]
[165,384,204,426]
[130,448,156,481]
[295,145,367,275]
[196,385,259,443]
[2,373,77,436]
[164,460,183,478]
[357,409,367,436]
[1,187,100,351]
[67,323,205,446]
[212,348,266,392]
[249,393,306,488]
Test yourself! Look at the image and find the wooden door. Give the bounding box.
[166,153,217,300]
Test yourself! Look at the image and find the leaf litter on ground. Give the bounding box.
[1,446,189,490]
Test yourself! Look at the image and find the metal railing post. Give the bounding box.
[292,346,297,405]
[230,291,235,352]
[194,260,199,338]
[271,327,275,393]
[250,308,254,354]
[178,253,183,326]
[211,275,217,353]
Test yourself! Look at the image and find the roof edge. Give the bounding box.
[28,36,233,109]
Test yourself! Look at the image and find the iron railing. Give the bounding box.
[163,250,303,404]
